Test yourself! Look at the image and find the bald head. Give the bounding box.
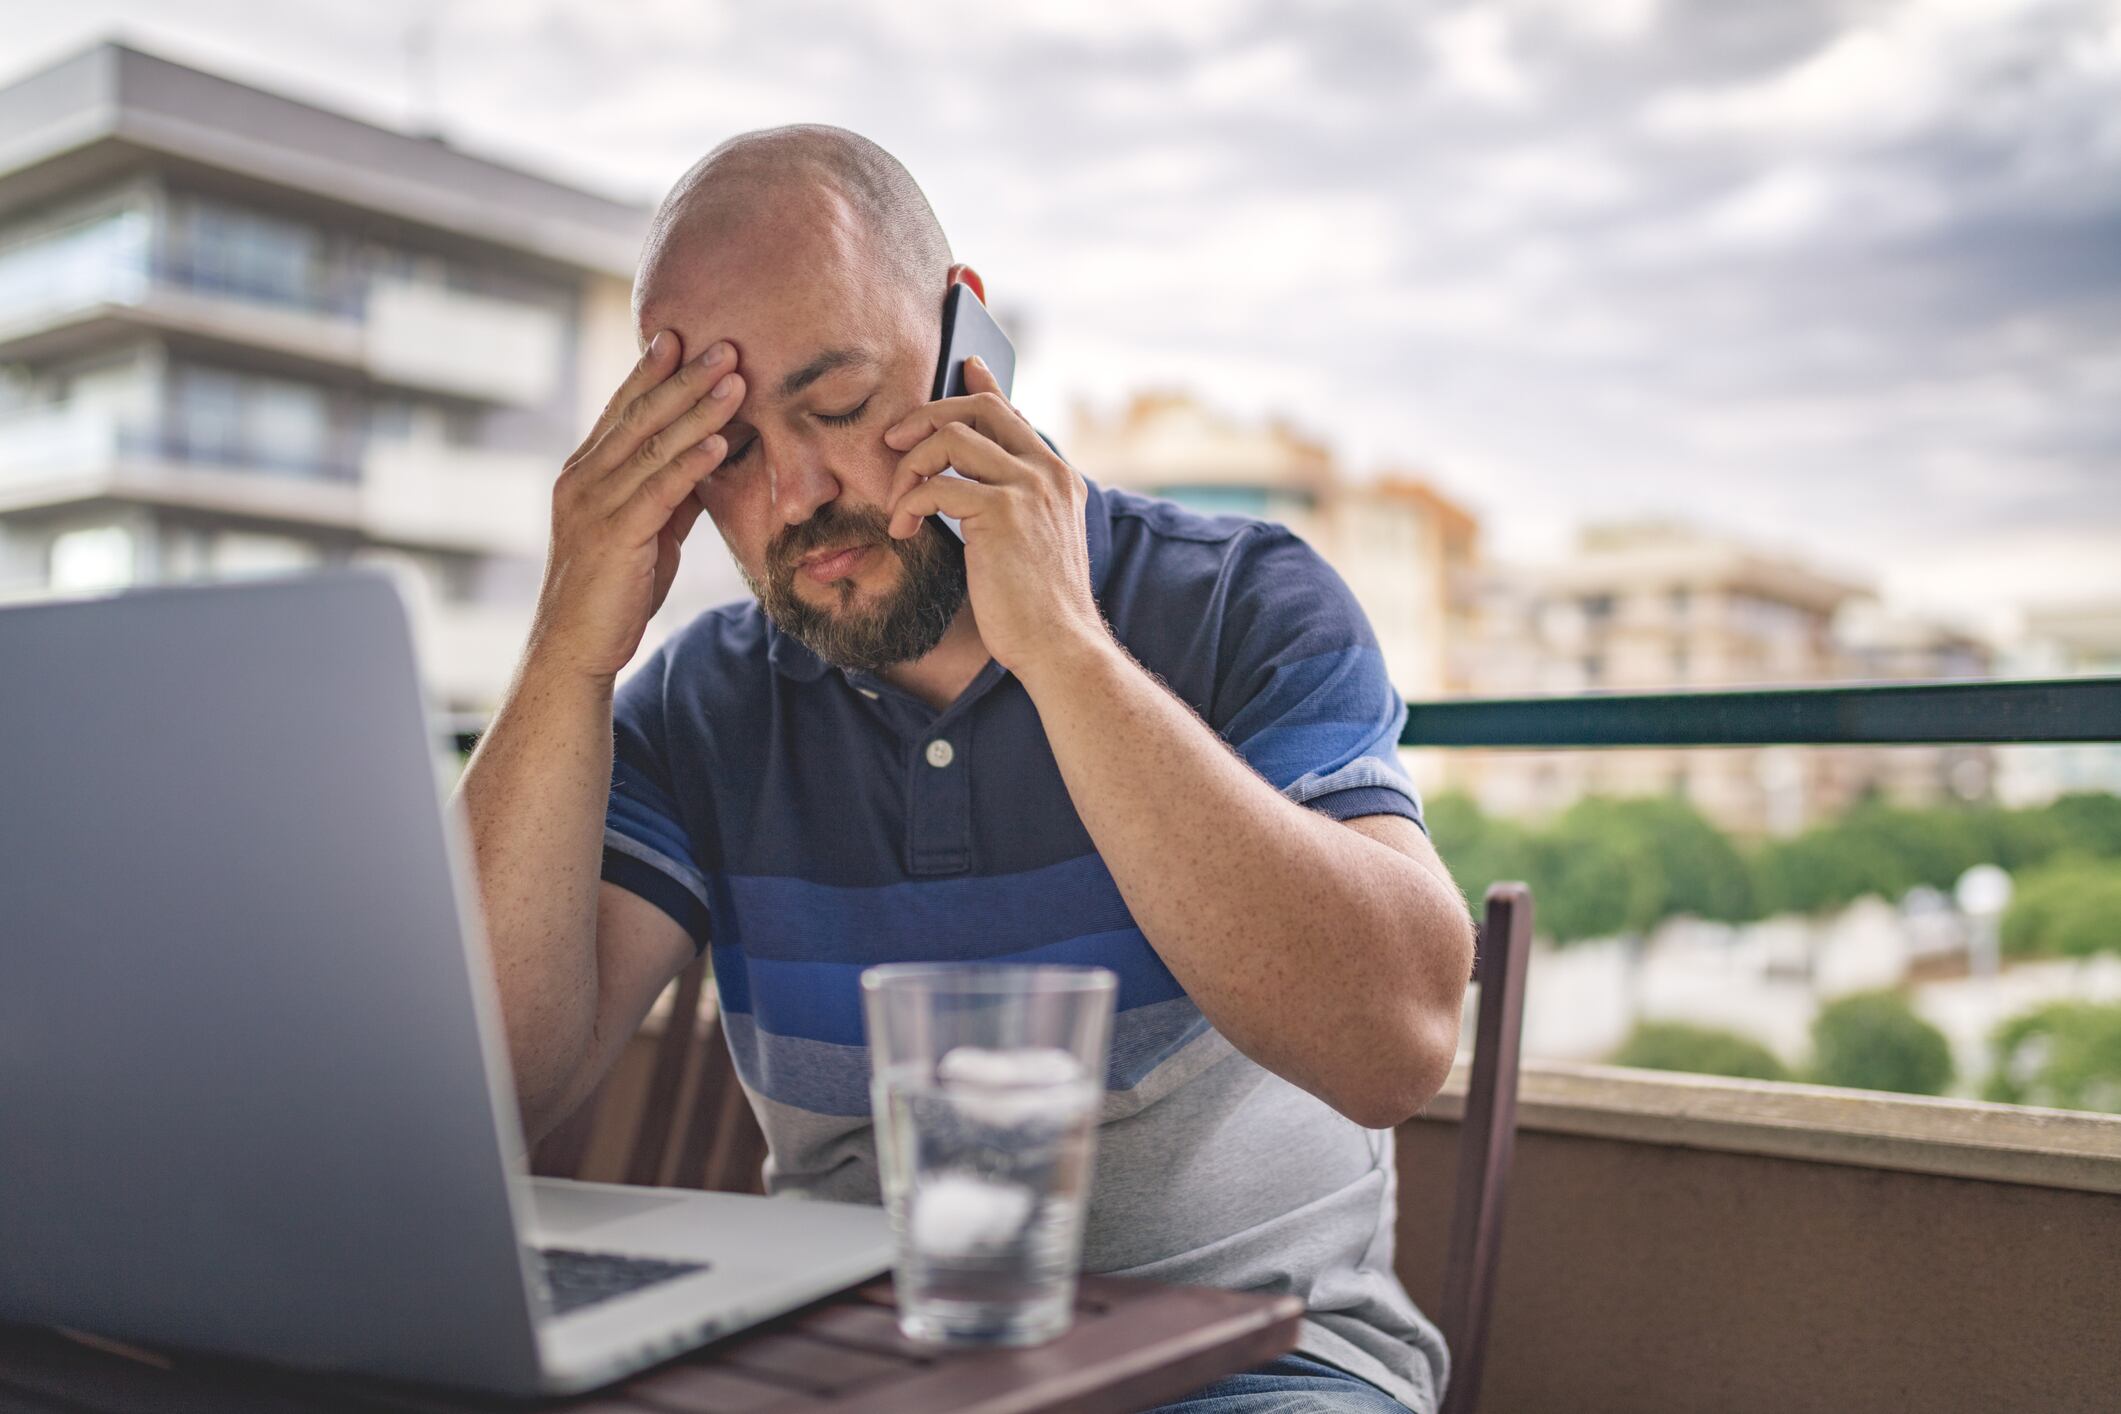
[633,124,952,325]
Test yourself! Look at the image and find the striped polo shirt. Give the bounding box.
[601,476,1450,1412]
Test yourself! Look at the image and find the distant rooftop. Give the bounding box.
[0,39,652,275]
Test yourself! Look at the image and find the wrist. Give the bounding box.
[1012,616,1124,697]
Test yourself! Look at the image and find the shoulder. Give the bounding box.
[1099,486,1369,649]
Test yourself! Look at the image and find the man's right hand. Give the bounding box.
[528,331,745,682]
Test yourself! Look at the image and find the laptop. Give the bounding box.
[0,568,893,1397]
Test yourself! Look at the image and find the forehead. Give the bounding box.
[635,186,919,398]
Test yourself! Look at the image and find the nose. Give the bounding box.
[771,446,842,529]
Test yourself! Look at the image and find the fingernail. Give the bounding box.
[647,330,668,357]
[707,341,730,363]
[712,373,739,398]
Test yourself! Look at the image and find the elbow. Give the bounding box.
[1324,1008,1463,1131]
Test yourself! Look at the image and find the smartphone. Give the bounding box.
[926,282,1018,541]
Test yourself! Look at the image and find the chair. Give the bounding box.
[534,885,1535,1412]
[530,954,767,1194]
[1437,881,1534,1414]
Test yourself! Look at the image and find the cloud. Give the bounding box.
[2,0,2115,615]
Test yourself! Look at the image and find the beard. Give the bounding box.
[740,500,967,675]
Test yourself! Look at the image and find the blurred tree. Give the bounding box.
[1808,989,1955,1096]
[1999,859,2121,959]
[1961,804,2072,873]
[1558,796,1755,924]
[1423,792,1533,916]
[1751,825,1913,917]
[2037,792,2121,858]
[1983,1001,2121,1114]
[1609,1020,1790,1082]
[1525,813,1662,945]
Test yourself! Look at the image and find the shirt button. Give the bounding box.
[925,739,955,768]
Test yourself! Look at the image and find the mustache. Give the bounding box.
[768,502,894,570]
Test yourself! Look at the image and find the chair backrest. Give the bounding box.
[530,955,766,1194]
[1438,881,1534,1414]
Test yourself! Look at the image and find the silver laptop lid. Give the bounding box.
[0,569,544,1391]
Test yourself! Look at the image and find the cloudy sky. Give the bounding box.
[7,0,2119,632]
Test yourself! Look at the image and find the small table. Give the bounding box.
[0,1276,1304,1414]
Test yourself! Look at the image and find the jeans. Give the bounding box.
[1142,1352,1417,1412]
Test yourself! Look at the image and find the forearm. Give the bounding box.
[1017,632,1471,1126]
[452,656,615,1119]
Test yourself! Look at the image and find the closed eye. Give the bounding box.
[720,397,870,467]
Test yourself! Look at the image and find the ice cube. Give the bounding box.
[935,1046,1086,1088]
[909,1170,1035,1257]
[934,1046,1092,1126]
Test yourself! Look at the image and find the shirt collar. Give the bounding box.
[766,436,1112,683]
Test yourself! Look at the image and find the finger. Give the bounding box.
[574,330,680,459]
[887,420,1028,512]
[595,369,744,513]
[616,439,729,538]
[889,468,999,540]
[582,341,739,477]
[882,382,1040,458]
[962,354,1004,397]
[669,484,708,540]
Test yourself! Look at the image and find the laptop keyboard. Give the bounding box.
[534,1246,709,1317]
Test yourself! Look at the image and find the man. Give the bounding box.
[456,124,1474,1413]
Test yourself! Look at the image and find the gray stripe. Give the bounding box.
[720,995,1230,1121]
[602,827,711,908]
[1281,755,1421,810]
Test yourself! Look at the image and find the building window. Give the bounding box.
[163,198,327,313]
[49,524,134,592]
[169,365,337,478]
[0,208,151,319]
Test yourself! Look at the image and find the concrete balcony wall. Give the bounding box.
[364,277,563,407]
[359,439,550,558]
[1397,1061,2120,1413]
[558,1017,2120,1413]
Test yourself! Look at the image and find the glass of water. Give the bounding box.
[861,963,1115,1347]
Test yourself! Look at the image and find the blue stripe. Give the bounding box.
[714,927,1185,1046]
[1221,646,1406,787]
[707,851,1136,964]
[608,766,696,871]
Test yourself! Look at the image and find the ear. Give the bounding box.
[945,263,988,305]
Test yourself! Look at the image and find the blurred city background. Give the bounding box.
[2,4,2117,1116]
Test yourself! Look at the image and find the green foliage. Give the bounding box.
[1807,989,1955,1096]
[1983,1001,2121,1113]
[1524,810,1663,943]
[2038,792,2121,858]
[1609,1020,1790,1082]
[1423,792,1533,917]
[1999,860,2121,959]
[1425,788,2121,947]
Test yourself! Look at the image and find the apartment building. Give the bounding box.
[1067,390,1480,708]
[0,41,740,709]
[1463,523,1994,835]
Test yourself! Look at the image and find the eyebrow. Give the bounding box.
[775,347,878,400]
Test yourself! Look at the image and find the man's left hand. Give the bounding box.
[883,356,1106,678]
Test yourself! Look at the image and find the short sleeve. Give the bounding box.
[600,643,713,954]
[1208,524,1427,832]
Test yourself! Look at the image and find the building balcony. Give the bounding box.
[0,403,549,557]
[0,249,563,409]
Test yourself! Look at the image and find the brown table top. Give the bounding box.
[0,1276,1304,1414]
